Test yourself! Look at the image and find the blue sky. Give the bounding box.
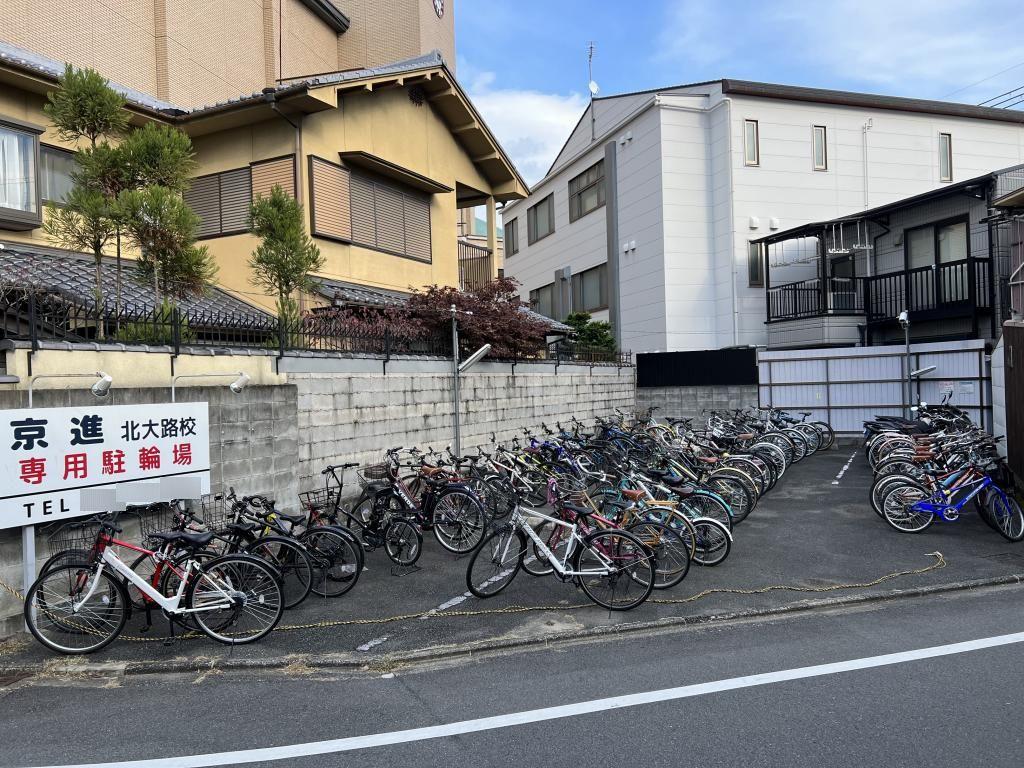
[456,0,1024,183]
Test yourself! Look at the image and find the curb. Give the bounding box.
[4,571,1023,679]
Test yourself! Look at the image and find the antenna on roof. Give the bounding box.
[588,41,599,141]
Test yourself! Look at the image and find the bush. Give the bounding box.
[114,299,195,345]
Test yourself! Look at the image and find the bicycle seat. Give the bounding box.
[697,456,720,464]
[560,503,594,517]
[225,522,259,534]
[736,433,755,441]
[621,488,645,501]
[275,511,307,525]
[148,530,216,549]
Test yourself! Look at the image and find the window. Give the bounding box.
[184,167,253,238]
[529,283,555,319]
[568,160,605,222]
[349,172,432,262]
[939,133,952,182]
[937,220,967,263]
[743,119,759,166]
[527,194,554,244]
[40,145,75,204]
[571,263,608,312]
[812,125,827,171]
[506,218,519,256]
[0,121,40,226]
[905,217,969,269]
[747,242,764,287]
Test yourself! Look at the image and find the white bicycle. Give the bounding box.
[25,517,284,654]
[465,501,656,611]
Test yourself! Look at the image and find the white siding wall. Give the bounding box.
[728,94,1024,348]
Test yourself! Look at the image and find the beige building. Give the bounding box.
[0,0,456,109]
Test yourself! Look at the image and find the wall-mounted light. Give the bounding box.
[28,371,113,408]
[171,371,252,402]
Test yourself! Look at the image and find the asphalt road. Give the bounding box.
[4,582,1024,767]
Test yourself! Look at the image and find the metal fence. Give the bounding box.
[1,286,628,364]
[758,339,991,434]
[457,240,493,292]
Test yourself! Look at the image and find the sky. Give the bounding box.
[455,0,1024,184]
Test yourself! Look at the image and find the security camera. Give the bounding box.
[90,372,113,398]
[897,310,909,327]
[229,372,250,394]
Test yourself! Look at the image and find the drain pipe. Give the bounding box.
[263,88,303,206]
[861,118,873,210]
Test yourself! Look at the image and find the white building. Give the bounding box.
[502,79,1024,354]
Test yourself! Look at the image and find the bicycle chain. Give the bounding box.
[0,552,947,644]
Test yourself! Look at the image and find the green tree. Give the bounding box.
[248,186,324,323]
[118,185,217,300]
[564,311,616,353]
[43,65,129,150]
[42,66,128,315]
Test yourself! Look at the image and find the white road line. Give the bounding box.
[38,630,1024,768]
[355,636,390,652]
[831,450,859,485]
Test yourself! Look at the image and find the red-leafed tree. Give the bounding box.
[308,277,550,359]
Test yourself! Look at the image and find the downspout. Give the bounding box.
[721,97,739,347]
[861,118,873,212]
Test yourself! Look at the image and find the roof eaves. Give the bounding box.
[722,79,1024,124]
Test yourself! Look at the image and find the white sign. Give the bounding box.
[939,381,954,397]
[0,402,210,530]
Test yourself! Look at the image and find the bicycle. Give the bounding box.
[25,516,284,654]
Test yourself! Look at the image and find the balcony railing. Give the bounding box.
[766,277,865,321]
[458,239,493,292]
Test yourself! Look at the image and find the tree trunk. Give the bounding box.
[114,227,122,329]
[93,250,105,341]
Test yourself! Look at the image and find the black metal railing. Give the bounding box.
[865,258,990,322]
[1,285,629,364]
[458,240,493,292]
[766,277,864,322]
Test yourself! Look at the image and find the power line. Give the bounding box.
[944,58,1024,98]
[980,83,1024,107]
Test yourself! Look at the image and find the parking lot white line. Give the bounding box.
[356,636,390,652]
[42,629,1024,768]
[832,450,859,485]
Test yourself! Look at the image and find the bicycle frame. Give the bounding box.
[510,505,617,578]
[911,471,996,520]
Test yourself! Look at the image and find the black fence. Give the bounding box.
[636,348,757,388]
[1,286,628,364]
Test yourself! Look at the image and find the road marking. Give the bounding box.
[355,636,389,652]
[831,450,859,485]
[39,629,1024,768]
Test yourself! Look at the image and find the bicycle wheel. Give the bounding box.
[466,526,526,598]
[812,421,835,450]
[678,491,733,532]
[39,548,93,577]
[244,537,314,609]
[783,429,808,462]
[186,554,284,644]
[987,491,1024,542]
[793,423,822,454]
[25,564,129,655]
[881,483,935,533]
[480,474,517,522]
[432,489,487,554]
[575,529,654,610]
[625,521,690,589]
[384,518,423,566]
[301,527,362,597]
[521,518,562,576]
[704,472,754,524]
[690,518,732,567]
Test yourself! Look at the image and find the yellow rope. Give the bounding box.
[0,552,947,644]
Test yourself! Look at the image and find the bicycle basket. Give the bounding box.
[198,492,234,530]
[298,488,333,512]
[356,463,390,489]
[44,519,102,558]
[136,502,177,539]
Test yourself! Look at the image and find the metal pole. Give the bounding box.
[451,305,461,456]
[904,317,911,417]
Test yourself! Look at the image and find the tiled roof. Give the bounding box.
[0,243,271,320]
[0,40,182,114]
[313,275,569,331]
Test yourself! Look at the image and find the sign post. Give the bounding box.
[2,402,211,590]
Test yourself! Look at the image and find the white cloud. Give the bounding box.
[460,60,588,186]
[653,0,1024,103]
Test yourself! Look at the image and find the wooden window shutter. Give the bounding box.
[404,196,431,261]
[350,173,377,246]
[252,156,296,200]
[219,168,252,233]
[184,175,221,238]
[310,157,351,241]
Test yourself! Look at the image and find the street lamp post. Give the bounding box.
[449,305,490,456]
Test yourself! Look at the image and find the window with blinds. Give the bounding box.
[571,263,608,312]
[347,172,432,262]
[568,160,605,222]
[185,156,296,239]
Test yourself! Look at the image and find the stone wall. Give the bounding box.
[635,384,759,423]
[284,358,637,491]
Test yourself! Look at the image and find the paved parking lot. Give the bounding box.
[3,439,1023,672]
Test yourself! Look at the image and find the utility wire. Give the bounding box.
[944,59,1024,98]
[979,83,1024,106]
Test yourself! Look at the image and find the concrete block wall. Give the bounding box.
[636,385,759,423]
[285,359,637,491]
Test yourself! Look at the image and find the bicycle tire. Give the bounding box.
[880,483,934,533]
[187,554,284,644]
[574,529,654,611]
[26,563,129,655]
[244,536,314,609]
[812,421,835,450]
[690,517,732,567]
[988,490,1024,542]
[301,526,362,597]
[432,488,487,554]
[625,521,690,589]
[466,526,526,598]
[384,518,423,566]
